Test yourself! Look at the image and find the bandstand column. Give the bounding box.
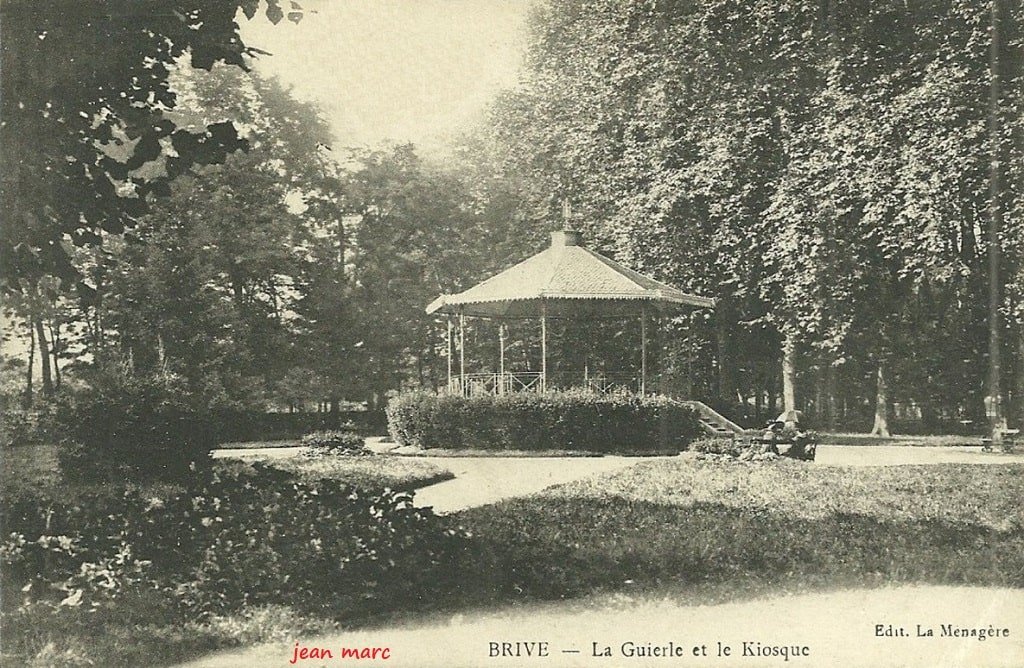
[641,304,648,395]
[541,301,547,392]
[498,323,506,394]
[459,313,466,394]
[446,318,453,391]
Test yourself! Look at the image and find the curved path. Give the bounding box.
[179,585,1024,668]
[409,455,653,513]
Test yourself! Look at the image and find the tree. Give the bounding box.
[1,0,301,289]
[480,0,1023,433]
[80,65,339,409]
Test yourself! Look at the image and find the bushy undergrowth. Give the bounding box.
[299,427,369,458]
[1,464,467,627]
[53,373,215,481]
[690,437,780,461]
[387,390,701,453]
[690,437,744,457]
[0,407,56,448]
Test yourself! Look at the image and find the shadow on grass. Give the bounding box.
[445,496,1024,609]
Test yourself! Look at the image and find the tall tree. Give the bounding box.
[1,0,300,289]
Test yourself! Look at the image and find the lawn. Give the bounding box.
[452,459,1024,608]
[269,454,454,491]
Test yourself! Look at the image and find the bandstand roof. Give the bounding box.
[426,230,714,318]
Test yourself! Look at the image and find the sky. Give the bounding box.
[239,0,533,157]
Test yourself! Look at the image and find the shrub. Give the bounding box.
[690,436,779,462]
[690,437,742,457]
[1,465,468,622]
[53,372,215,482]
[299,427,369,458]
[387,390,701,453]
[1,408,56,448]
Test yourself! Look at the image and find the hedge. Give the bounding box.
[386,390,701,453]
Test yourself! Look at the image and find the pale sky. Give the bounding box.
[240,0,533,156]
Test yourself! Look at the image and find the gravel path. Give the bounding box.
[409,455,654,513]
[178,585,1024,668]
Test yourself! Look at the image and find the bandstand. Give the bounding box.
[426,230,714,396]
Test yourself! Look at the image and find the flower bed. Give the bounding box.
[386,390,701,453]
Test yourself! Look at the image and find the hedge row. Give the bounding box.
[386,390,701,453]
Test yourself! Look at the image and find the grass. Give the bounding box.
[270,455,454,491]
[2,594,340,668]
[451,460,1024,609]
[544,458,1024,530]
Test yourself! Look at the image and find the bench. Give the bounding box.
[981,428,1021,453]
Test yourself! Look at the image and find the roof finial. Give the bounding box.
[561,198,572,226]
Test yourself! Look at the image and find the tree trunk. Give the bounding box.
[870,361,891,437]
[826,363,838,432]
[1016,329,1024,429]
[23,322,35,408]
[336,216,346,280]
[715,309,733,403]
[986,0,1004,441]
[782,334,796,414]
[814,367,825,421]
[34,318,53,399]
[47,320,61,390]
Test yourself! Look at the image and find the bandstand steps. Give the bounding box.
[684,401,746,437]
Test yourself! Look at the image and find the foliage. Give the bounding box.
[53,371,216,482]
[1,464,467,623]
[689,437,784,462]
[298,428,369,458]
[212,411,388,442]
[483,0,1024,429]
[0,408,55,448]
[689,437,744,458]
[387,390,701,453]
[0,0,302,288]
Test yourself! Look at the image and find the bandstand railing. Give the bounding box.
[448,372,545,396]
[447,371,648,397]
[583,374,642,395]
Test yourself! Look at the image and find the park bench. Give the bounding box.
[734,422,817,461]
[981,428,1020,453]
